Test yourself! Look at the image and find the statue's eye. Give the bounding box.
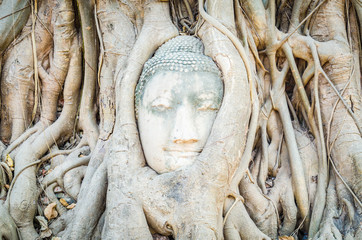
[197,100,219,111]
[151,98,172,112]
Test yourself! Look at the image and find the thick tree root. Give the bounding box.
[64,161,107,239]
[0,202,19,240]
[7,23,81,238]
[1,0,53,143]
[77,0,100,150]
[314,174,342,240]
[63,165,87,200]
[224,200,271,240]
[96,0,136,140]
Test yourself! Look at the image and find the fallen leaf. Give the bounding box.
[44,202,58,220]
[5,154,13,168]
[66,203,76,209]
[279,236,294,240]
[5,184,9,189]
[59,198,69,207]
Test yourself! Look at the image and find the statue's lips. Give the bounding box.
[166,151,200,158]
[163,147,202,159]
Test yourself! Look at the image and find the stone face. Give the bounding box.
[136,36,223,174]
[137,70,223,173]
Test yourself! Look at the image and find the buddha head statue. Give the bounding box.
[135,36,223,174]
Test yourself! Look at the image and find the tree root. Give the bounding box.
[1,0,54,143]
[63,165,87,200]
[239,174,278,238]
[44,183,67,216]
[7,22,81,239]
[49,209,74,236]
[0,202,19,240]
[313,174,342,240]
[1,125,39,159]
[41,147,90,189]
[65,160,107,240]
[61,139,109,238]
[0,0,30,54]
[77,0,99,150]
[224,200,271,240]
[96,0,136,140]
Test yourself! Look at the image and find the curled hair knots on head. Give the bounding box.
[135,35,221,118]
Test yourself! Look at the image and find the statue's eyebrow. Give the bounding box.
[147,93,173,104]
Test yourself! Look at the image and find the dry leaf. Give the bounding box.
[59,198,69,207]
[5,154,13,168]
[44,202,58,220]
[66,203,76,209]
[279,236,294,240]
[5,184,9,189]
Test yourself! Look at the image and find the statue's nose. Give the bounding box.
[171,105,199,144]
